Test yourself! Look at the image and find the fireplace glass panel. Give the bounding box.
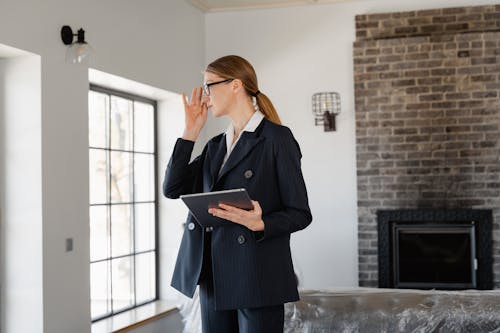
[393,224,476,289]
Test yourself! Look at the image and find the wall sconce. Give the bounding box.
[60,25,93,64]
[312,92,341,131]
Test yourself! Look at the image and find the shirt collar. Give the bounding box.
[223,110,264,155]
[224,110,264,138]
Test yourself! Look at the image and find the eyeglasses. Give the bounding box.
[203,78,234,96]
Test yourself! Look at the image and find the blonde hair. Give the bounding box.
[206,55,281,125]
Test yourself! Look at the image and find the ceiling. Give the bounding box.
[186,0,348,12]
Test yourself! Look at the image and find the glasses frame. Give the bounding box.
[203,79,234,96]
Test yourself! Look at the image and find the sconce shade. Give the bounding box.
[61,25,93,64]
[66,42,93,64]
[312,92,341,131]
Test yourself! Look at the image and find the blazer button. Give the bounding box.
[188,222,195,231]
[205,226,213,232]
[237,235,246,244]
[244,169,253,179]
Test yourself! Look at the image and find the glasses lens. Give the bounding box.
[203,84,209,96]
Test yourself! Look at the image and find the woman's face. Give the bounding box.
[202,71,235,118]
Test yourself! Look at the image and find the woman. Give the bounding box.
[163,55,312,333]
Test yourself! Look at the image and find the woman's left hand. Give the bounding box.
[208,200,265,231]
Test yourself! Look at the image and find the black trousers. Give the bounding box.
[198,231,284,333]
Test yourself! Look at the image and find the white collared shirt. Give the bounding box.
[219,110,264,174]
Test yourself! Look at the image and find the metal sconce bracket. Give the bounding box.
[312,92,341,132]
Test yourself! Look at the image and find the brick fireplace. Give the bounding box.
[354,4,500,288]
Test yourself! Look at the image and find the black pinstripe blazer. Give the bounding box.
[163,118,312,310]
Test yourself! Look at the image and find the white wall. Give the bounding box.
[157,96,194,305]
[0,53,43,333]
[204,0,500,289]
[0,1,205,332]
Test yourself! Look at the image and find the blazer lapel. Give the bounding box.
[207,138,227,189]
[217,132,264,181]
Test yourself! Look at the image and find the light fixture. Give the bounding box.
[312,92,341,132]
[60,25,93,64]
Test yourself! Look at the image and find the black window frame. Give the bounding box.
[89,84,159,322]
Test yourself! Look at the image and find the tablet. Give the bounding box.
[180,188,254,228]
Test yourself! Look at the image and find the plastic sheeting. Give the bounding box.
[176,287,202,333]
[284,288,500,333]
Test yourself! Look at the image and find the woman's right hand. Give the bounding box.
[181,86,207,142]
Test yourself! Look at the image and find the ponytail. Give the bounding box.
[255,92,281,125]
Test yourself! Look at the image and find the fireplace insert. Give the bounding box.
[393,223,476,289]
[378,209,493,290]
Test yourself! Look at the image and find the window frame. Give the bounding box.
[89,84,159,322]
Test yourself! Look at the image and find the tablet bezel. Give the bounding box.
[180,188,253,228]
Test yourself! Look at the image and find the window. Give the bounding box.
[88,85,158,321]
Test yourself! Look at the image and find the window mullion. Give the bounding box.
[132,100,137,308]
[154,100,159,301]
[108,93,114,316]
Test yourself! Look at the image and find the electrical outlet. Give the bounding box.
[65,238,73,252]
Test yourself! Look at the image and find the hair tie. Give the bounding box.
[254,90,261,97]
